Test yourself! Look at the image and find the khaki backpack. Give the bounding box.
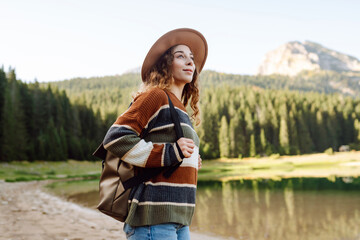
[92,91,183,222]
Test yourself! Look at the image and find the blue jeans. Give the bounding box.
[123,223,190,240]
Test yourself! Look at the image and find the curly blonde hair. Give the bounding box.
[135,45,201,125]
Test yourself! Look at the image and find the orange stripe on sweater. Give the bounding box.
[149,167,197,185]
[113,88,189,136]
[145,144,164,167]
[113,88,172,134]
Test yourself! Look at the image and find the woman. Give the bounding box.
[102,28,208,240]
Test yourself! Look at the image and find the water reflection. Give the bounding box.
[284,181,294,218]
[58,177,360,240]
[192,179,360,240]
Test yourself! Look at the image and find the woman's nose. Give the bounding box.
[186,57,194,66]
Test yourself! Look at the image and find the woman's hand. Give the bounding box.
[177,137,195,158]
[198,154,202,169]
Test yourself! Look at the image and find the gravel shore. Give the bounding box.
[0,180,222,240]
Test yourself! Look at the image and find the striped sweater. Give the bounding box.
[102,87,199,226]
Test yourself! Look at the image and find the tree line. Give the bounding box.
[1,68,360,161]
[42,73,141,120]
[196,85,360,159]
[0,68,116,161]
[44,70,360,122]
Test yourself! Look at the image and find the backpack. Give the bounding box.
[92,91,183,222]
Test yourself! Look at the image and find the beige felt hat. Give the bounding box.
[141,28,208,82]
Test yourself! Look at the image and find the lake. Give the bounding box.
[46,177,360,240]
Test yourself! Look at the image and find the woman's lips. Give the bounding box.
[183,69,193,73]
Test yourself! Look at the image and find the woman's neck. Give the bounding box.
[168,83,185,101]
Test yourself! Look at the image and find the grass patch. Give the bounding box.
[198,151,360,181]
[0,160,101,182]
[1,151,360,183]
[14,170,42,176]
[45,170,56,175]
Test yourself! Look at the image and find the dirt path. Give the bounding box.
[0,180,221,240]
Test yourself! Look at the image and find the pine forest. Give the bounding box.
[1,67,360,161]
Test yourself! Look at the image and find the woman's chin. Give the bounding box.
[174,78,193,85]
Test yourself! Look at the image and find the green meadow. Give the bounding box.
[198,151,360,181]
[0,160,100,182]
[1,151,360,183]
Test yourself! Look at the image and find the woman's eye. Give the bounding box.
[175,54,193,61]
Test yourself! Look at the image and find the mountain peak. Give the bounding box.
[257,41,360,76]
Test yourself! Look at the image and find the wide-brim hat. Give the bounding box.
[141,28,208,82]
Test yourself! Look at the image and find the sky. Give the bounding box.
[1,0,359,82]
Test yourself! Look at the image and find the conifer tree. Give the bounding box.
[268,103,279,151]
[315,111,328,151]
[279,103,290,155]
[288,111,300,154]
[260,128,268,155]
[249,133,256,157]
[59,127,68,159]
[297,110,313,153]
[244,108,254,156]
[199,91,220,159]
[354,119,360,143]
[2,70,28,160]
[279,115,290,155]
[18,81,36,160]
[325,112,338,150]
[237,112,247,158]
[219,116,230,158]
[0,68,6,161]
[45,118,67,161]
[229,113,242,158]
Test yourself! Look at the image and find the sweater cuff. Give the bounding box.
[175,142,185,160]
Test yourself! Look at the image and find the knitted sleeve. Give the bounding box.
[102,88,183,168]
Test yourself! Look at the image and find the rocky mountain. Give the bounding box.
[257,41,360,76]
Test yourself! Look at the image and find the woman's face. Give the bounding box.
[171,45,195,84]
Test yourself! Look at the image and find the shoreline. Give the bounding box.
[0,180,223,240]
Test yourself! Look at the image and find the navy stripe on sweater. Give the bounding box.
[136,184,196,204]
[103,126,137,145]
[145,107,193,133]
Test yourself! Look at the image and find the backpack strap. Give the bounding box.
[165,91,184,139]
[162,91,184,178]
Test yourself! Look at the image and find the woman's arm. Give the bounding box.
[102,88,187,168]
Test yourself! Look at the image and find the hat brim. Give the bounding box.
[141,28,208,82]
